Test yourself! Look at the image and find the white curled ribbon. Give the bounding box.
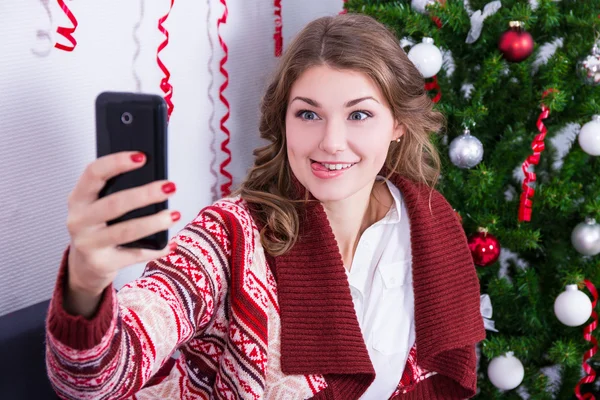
[481,294,499,332]
[466,1,502,44]
[31,0,53,57]
[132,0,145,92]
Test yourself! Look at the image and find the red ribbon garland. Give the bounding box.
[576,279,598,400]
[217,0,233,197]
[54,0,78,52]
[157,0,175,119]
[425,76,441,103]
[274,0,283,57]
[518,89,556,222]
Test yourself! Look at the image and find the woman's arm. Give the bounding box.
[45,207,231,400]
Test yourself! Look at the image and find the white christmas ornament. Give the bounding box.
[571,217,600,256]
[411,0,435,14]
[449,129,484,168]
[554,284,593,327]
[578,115,600,156]
[487,352,524,390]
[407,37,443,78]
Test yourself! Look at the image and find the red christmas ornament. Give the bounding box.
[498,21,534,63]
[468,229,501,267]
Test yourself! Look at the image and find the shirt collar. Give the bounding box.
[376,176,402,225]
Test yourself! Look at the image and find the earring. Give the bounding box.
[395,138,401,143]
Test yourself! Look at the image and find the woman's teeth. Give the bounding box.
[321,163,354,170]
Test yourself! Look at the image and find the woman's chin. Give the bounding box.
[306,185,352,204]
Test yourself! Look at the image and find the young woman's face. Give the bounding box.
[285,65,404,203]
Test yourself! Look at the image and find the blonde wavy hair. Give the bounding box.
[235,13,445,257]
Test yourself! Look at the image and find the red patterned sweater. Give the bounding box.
[45,175,485,399]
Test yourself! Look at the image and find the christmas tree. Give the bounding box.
[346,0,600,398]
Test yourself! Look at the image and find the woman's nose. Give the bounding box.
[319,118,347,154]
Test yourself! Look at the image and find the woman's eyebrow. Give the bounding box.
[290,96,379,108]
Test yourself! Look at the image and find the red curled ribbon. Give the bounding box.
[157,0,175,119]
[518,89,557,222]
[425,76,441,103]
[54,0,78,52]
[274,0,283,57]
[430,0,446,27]
[217,0,233,197]
[424,9,443,103]
[576,279,598,400]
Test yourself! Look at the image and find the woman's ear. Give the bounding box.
[393,122,406,141]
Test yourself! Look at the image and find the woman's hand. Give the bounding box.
[64,151,180,317]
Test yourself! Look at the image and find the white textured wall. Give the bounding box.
[0,0,343,317]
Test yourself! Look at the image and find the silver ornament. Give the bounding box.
[449,129,484,168]
[577,43,600,86]
[571,217,600,256]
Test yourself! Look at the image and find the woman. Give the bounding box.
[46,13,485,400]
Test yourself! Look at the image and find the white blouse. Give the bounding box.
[345,176,415,400]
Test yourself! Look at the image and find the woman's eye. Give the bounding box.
[298,110,319,121]
[349,111,371,121]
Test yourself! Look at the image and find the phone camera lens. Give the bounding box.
[121,112,133,125]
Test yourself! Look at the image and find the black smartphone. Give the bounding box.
[95,91,169,250]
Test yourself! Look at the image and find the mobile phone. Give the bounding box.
[95,91,169,250]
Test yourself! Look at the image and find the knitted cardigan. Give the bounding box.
[45,174,486,399]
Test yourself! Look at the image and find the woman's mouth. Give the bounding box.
[310,160,358,179]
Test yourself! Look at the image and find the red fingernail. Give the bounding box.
[169,242,177,252]
[162,182,176,194]
[131,153,145,163]
[171,211,181,222]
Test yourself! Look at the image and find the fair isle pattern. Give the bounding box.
[133,359,187,399]
[46,291,122,399]
[391,345,437,397]
[46,206,231,399]
[209,199,325,399]
[46,198,328,399]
